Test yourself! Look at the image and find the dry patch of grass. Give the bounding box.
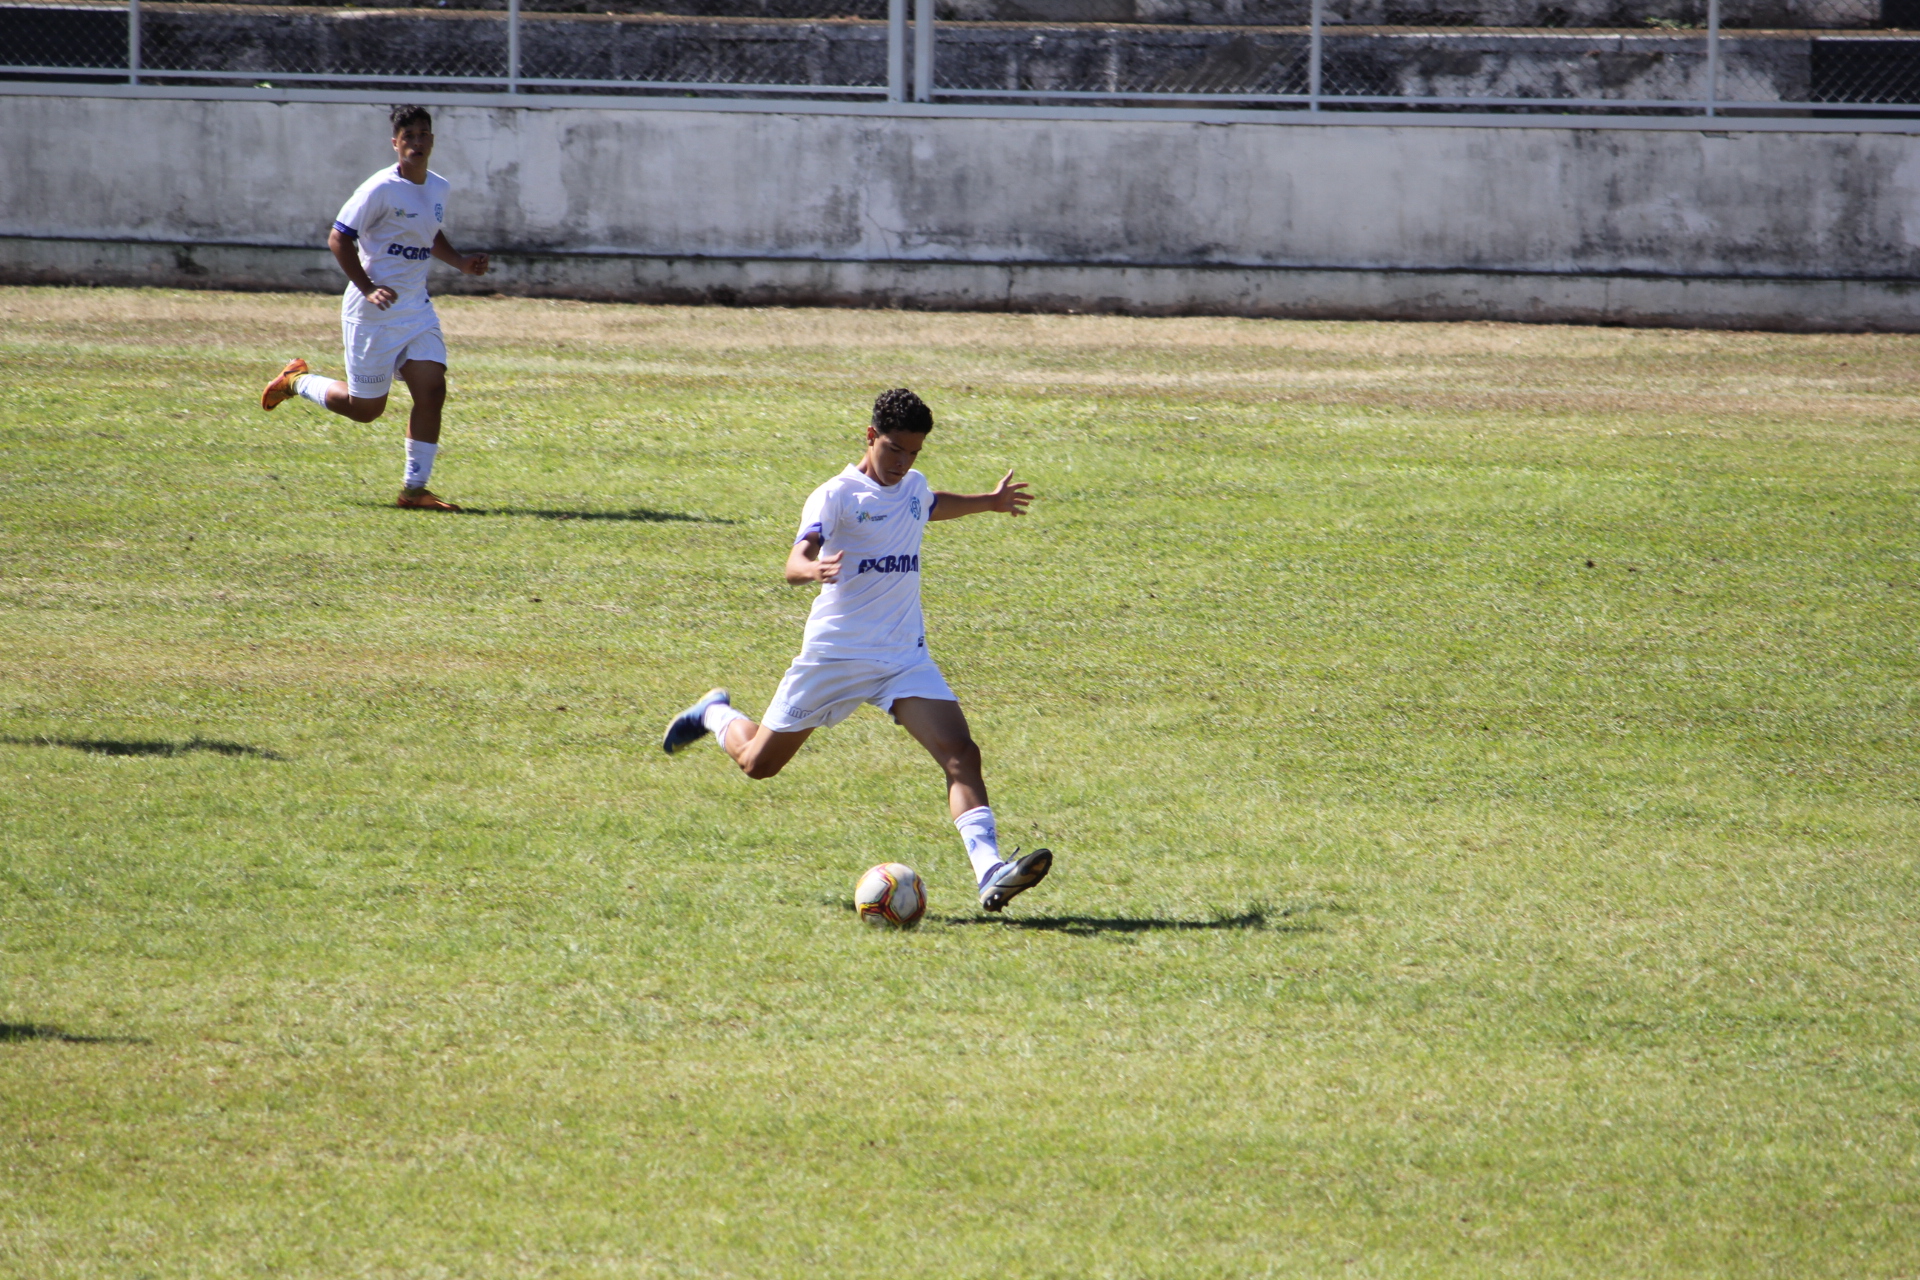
[10,286,1919,429]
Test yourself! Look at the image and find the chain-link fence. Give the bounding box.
[0,0,895,95]
[4,0,1917,112]
[3,1,130,77]
[927,0,1920,113]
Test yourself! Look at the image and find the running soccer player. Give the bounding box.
[661,388,1054,914]
[258,104,489,512]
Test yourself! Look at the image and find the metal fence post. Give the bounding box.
[888,0,906,103]
[913,0,934,102]
[128,0,140,85]
[1705,0,1720,117]
[508,0,521,93]
[1308,0,1322,111]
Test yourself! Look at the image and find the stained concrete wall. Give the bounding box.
[3,92,1918,327]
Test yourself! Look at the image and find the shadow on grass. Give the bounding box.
[344,499,732,523]
[474,506,735,524]
[1,1023,149,1046]
[938,907,1317,936]
[827,899,1326,936]
[0,736,286,761]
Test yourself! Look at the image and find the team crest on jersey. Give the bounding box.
[909,495,922,520]
[434,203,443,222]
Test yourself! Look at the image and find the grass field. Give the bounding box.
[2,285,1917,1278]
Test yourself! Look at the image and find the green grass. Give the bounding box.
[2,287,1917,1277]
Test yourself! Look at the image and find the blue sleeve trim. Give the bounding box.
[795,522,824,544]
[928,494,939,512]
[332,221,358,239]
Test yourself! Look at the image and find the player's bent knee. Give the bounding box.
[742,755,787,781]
[346,396,388,423]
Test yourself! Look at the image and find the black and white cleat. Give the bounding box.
[978,847,1053,913]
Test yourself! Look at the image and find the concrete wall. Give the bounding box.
[4,92,1918,327]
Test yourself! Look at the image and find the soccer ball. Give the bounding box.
[854,862,927,930]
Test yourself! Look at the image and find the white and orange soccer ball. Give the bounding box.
[854,862,927,930]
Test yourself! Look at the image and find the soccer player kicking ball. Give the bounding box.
[662,388,1054,914]
[258,105,489,511]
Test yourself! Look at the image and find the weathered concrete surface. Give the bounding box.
[3,93,1917,327]
[932,24,1816,101]
[8,234,1917,328]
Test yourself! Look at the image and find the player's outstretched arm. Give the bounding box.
[432,231,489,277]
[785,534,845,585]
[930,468,1034,521]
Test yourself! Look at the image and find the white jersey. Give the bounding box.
[333,165,451,327]
[794,464,936,664]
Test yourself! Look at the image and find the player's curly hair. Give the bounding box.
[872,387,933,436]
[389,104,432,135]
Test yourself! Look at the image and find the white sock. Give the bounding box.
[702,702,747,750]
[403,439,437,490]
[955,805,1001,882]
[294,374,332,407]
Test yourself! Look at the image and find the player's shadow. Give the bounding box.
[0,736,286,761]
[1,1023,149,1046]
[936,908,1318,936]
[472,506,734,524]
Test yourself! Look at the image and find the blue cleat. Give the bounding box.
[978,847,1052,913]
[662,688,730,754]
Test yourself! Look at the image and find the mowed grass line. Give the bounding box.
[1,287,1916,1278]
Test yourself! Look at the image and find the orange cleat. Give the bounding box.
[260,358,310,410]
[397,487,462,512]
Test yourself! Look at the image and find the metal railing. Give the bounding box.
[4,0,1919,117]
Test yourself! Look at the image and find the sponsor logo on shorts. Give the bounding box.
[386,243,432,261]
[856,554,919,576]
[780,701,813,719]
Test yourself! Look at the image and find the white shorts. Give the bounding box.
[761,655,957,733]
[342,312,447,399]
